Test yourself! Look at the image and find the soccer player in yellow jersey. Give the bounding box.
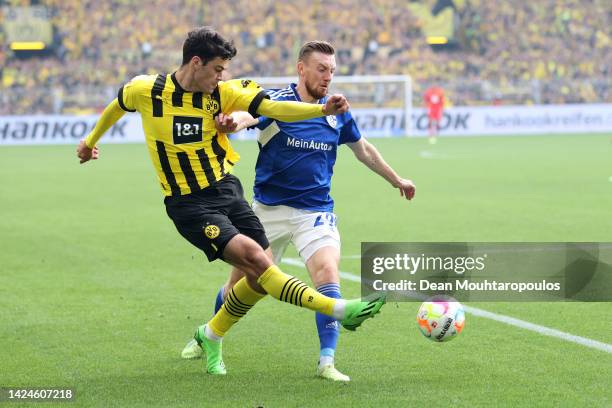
[76,27,385,375]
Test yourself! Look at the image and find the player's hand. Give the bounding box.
[215,113,238,133]
[77,139,99,164]
[396,178,416,200]
[322,94,349,115]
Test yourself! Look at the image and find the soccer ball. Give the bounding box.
[417,299,465,342]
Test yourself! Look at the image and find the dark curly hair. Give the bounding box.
[182,27,237,66]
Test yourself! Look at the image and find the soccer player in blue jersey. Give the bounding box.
[182,41,415,381]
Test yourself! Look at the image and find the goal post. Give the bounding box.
[249,75,413,137]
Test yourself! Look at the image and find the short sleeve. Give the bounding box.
[338,111,362,145]
[220,79,269,117]
[117,75,149,112]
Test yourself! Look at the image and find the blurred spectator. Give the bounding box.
[0,0,610,114]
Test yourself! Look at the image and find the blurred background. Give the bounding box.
[0,0,610,115]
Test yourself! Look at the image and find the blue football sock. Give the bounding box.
[213,285,225,315]
[316,283,341,364]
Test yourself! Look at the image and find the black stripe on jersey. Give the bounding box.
[156,141,180,196]
[210,133,226,175]
[195,148,217,187]
[172,91,183,107]
[192,92,203,109]
[248,90,270,118]
[176,152,200,193]
[170,73,183,107]
[211,87,221,118]
[151,75,167,117]
[117,86,136,112]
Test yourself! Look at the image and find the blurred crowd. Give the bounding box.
[0,0,610,114]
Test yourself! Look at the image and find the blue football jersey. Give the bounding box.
[253,83,361,211]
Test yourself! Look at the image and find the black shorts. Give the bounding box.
[164,174,269,261]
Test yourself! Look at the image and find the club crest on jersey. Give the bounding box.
[204,225,220,239]
[326,115,337,128]
[205,97,220,114]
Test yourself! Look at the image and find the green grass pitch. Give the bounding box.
[1,134,611,407]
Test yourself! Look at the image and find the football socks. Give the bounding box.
[207,277,265,337]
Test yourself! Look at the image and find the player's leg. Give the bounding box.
[216,267,246,312]
[306,246,351,381]
[171,177,384,373]
[215,198,293,314]
[205,232,385,336]
[428,114,438,144]
[213,201,292,314]
[187,232,384,374]
[293,209,349,381]
[180,250,271,360]
[165,204,244,373]
[181,192,289,363]
[431,108,443,143]
[165,178,272,372]
[205,195,301,336]
[220,236,337,313]
[216,186,348,319]
[216,246,276,315]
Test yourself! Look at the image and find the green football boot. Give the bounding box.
[194,325,226,375]
[181,338,203,359]
[317,364,351,382]
[341,293,386,331]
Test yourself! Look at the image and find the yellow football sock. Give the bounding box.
[208,277,266,337]
[257,265,335,316]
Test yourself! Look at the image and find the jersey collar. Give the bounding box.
[171,72,186,93]
[290,83,301,102]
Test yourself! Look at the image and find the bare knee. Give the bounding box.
[305,246,340,287]
[241,246,271,274]
[311,263,339,287]
[224,235,273,276]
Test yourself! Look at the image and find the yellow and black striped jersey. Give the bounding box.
[117,73,268,196]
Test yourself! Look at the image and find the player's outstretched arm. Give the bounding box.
[255,94,349,122]
[76,99,126,164]
[214,112,258,134]
[347,138,415,200]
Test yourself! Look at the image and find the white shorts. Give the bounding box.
[252,200,341,264]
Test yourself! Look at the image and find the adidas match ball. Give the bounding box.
[417,299,465,342]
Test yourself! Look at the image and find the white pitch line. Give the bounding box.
[419,150,449,160]
[281,257,612,354]
[461,305,612,353]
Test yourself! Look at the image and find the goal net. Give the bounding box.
[244,75,413,138]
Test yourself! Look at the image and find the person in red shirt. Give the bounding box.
[423,86,445,144]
